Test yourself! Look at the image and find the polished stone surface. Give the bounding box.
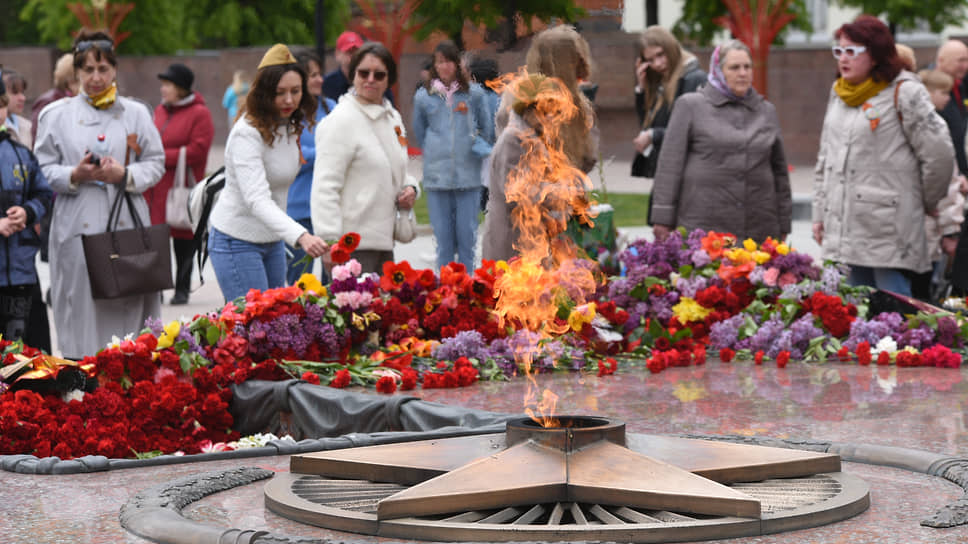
[4,360,968,543]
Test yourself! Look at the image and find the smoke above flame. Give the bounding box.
[489,69,602,427]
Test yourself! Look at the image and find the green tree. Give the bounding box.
[833,0,968,32]
[674,0,811,46]
[19,0,351,54]
[412,0,584,49]
[0,0,41,45]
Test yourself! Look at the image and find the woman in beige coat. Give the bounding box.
[813,15,953,296]
[651,40,791,243]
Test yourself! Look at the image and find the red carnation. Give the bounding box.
[329,369,351,388]
[301,371,321,385]
[837,346,850,362]
[376,375,397,394]
[597,357,618,377]
[754,350,764,365]
[400,368,418,390]
[719,348,735,362]
[856,341,872,366]
[876,351,891,366]
[776,351,790,368]
[329,245,351,264]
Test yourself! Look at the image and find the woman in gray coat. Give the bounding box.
[650,40,791,243]
[35,31,164,359]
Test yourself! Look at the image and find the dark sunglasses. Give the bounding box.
[356,69,387,82]
[74,39,114,54]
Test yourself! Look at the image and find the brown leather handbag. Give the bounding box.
[82,188,173,299]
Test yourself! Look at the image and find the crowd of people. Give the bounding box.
[3,15,968,358]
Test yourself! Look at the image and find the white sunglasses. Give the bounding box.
[832,45,867,59]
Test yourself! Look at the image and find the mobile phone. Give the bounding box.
[88,152,101,167]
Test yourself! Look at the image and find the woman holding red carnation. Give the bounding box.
[207,44,329,302]
[312,42,420,274]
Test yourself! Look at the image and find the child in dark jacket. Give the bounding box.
[0,85,53,351]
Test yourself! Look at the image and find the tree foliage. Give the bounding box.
[412,0,584,48]
[18,0,351,54]
[834,0,968,32]
[674,0,812,46]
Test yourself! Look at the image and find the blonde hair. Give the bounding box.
[640,26,692,129]
[919,68,954,93]
[53,53,75,90]
[896,44,916,72]
[524,25,596,169]
[231,70,249,95]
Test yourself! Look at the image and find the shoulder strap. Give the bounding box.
[190,167,226,286]
[894,80,907,123]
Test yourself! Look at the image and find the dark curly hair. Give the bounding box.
[242,63,316,146]
[835,15,904,83]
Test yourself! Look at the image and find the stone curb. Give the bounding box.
[0,423,508,475]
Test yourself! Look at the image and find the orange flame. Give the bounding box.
[491,68,601,427]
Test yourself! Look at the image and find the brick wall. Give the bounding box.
[1,39,944,168]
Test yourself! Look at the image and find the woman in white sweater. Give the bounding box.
[312,42,419,274]
[209,44,327,302]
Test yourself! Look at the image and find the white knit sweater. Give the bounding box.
[210,116,307,246]
[312,95,418,251]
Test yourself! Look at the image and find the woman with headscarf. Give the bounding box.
[650,39,791,244]
[481,25,598,262]
[631,26,706,181]
[34,30,165,359]
[813,15,953,296]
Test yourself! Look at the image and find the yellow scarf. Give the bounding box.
[86,82,118,110]
[834,77,888,107]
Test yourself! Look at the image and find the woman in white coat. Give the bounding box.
[312,42,419,274]
[34,30,165,359]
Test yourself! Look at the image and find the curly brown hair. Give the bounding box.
[241,63,316,146]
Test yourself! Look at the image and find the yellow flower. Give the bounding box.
[156,320,181,349]
[743,238,758,252]
[296,273,326,295]
[672,297,713,323]
[567,303,597,332]
[724,247,752,264]
[775,242,790,255]
[496,260,510,273]
[752,250,772,265]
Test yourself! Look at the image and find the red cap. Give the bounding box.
[336,31,364,53]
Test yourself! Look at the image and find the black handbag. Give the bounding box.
[631,151,657,179]
[81,188,173,299]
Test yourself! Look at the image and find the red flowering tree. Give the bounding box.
[350,0,425,100]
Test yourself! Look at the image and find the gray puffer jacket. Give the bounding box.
[651,84,791,242]
[813,71,954,273]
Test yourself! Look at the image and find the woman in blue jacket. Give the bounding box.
[413,41,493,271]
[0,89,53,351]
[286,50,337,285]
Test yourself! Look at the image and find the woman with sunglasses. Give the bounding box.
[34,30,165,359]
[207,44,328,303]
[312,42,419,274]
[813,15,953,296]
[651,39,791,244]
[631,26,705,182]
[412,40,492,272]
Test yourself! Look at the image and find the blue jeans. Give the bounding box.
[209,228,286,302]
[847,265,912,297]
[285,217,328,286]
[426,188,480,271]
